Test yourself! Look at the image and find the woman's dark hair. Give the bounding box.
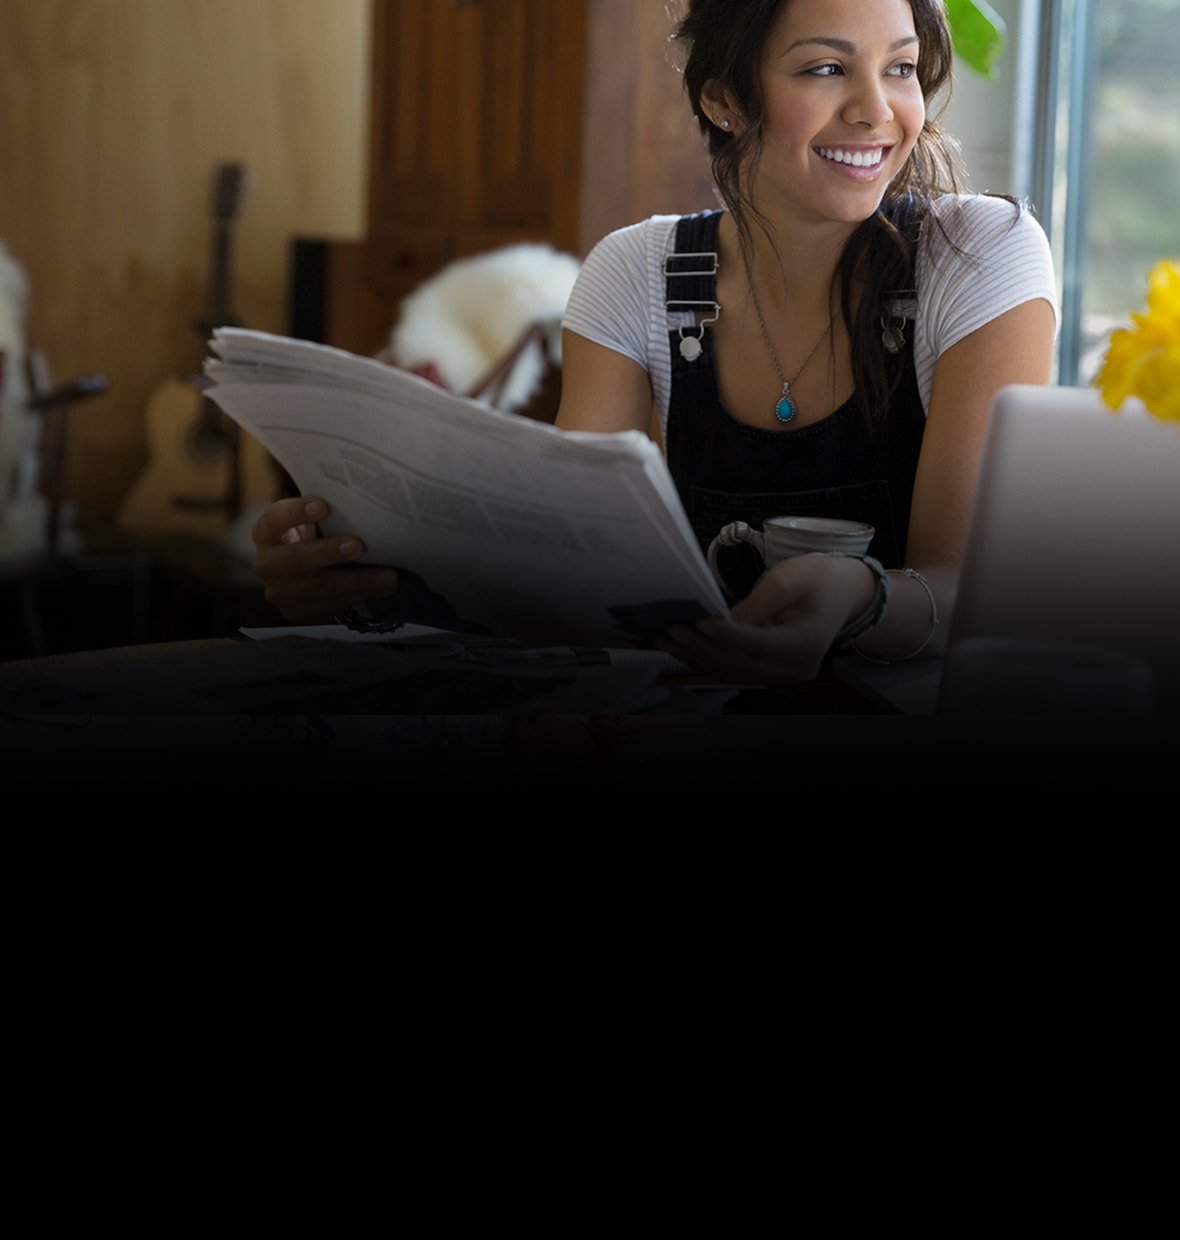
[672,0,961,426]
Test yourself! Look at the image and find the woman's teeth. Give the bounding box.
[817,147,885,167]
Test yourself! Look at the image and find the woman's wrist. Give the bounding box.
[847,565,950,662]
[809,553,891,647]
[851,568,939,662]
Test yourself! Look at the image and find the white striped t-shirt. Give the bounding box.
[562,194,1058,441]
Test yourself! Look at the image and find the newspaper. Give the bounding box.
[205,328,728,646]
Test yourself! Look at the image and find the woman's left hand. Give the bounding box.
[658,553,877,688]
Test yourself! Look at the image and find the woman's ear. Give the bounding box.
[700,79,741,134]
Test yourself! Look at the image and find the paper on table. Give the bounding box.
[240,623,451,644]
[240,623,693,674]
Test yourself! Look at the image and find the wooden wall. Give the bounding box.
[579,0,716,256]
[325,0,716,363]
[0,0,712,528]
[0,0,371,525]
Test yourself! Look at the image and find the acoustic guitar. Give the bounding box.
[118,163,278,543]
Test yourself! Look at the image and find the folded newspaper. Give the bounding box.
[205,329,728,645]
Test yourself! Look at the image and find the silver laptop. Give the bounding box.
[837,384,1180,712]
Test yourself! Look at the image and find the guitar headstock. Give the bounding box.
[212,163,248,222]
[200,163,252,333]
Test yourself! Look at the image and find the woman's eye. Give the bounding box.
[890,61,917,78]
[807,63,843,77]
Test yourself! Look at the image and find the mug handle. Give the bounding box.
[706,520,765,599]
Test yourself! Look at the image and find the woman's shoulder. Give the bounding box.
[570,212,718,324]
[920,192,1049,261]
[583,214,688,270]
[568,215,682,319]
[565,216,691,361]
[913,192,1058,350]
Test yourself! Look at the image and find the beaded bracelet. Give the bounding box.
[817,553,891,647]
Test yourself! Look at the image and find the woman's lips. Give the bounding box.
[813,145,893,180]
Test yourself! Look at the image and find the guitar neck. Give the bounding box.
[199,163,247,335]
[207,217,234,330]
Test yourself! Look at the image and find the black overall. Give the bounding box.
[664,211,926,600]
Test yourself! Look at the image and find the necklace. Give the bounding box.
[742,249,835,425]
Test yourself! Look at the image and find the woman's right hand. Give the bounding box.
[251,496,400,624]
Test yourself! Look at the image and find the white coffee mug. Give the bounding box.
[706,515,875,598]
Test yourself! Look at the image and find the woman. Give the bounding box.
[252,0,1056,690]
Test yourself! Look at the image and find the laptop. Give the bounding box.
[836,384,1180,712]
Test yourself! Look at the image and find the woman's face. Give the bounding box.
[744,0,926,230]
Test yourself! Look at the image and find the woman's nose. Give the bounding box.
[842,77,894,128]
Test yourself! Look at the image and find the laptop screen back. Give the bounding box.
[948,385,1180,708]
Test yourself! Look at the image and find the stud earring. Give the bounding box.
[720,119,731,130]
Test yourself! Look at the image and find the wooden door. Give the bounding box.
[318,0,714,357]
[366,0,587,306]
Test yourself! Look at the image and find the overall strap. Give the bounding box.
[665,211,723,360]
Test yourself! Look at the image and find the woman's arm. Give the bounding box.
[852,294,1057,658]
[555,329,655,433]
[660,296,1057,685]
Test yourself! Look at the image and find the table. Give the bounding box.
[2,633,1173,786]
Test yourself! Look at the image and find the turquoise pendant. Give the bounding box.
[774,383,797,425]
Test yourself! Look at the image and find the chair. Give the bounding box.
[378,242,580,423]
[0,348,115,658]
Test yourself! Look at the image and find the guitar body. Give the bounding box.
[117,163,278,545]
[117,376,277,542]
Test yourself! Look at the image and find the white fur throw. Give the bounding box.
[379,243,580,412]
[0,240,48,558]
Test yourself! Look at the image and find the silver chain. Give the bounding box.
[740,242,836,424]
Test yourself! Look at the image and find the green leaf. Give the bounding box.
[945,0,1007,78]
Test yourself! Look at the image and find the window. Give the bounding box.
[1024,0,1180,384]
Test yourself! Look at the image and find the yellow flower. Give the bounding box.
[1095,258,1180,423]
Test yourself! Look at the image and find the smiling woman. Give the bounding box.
[554,0,1057,685]
[675,0,960,433]
[250,0,1059,693]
